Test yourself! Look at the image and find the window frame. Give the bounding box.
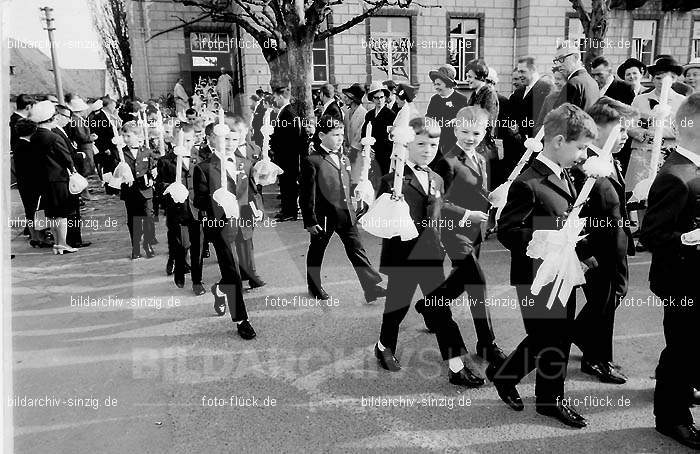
[631,19,658,68]
[364,8,419,86]
[446,14,483,85]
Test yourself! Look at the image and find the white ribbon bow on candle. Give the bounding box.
[163,130,190,204]
[252,108,284,186]
[527,126,619,309]
[353,121,376,209]
[211,108,240,218]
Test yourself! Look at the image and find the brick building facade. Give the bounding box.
[127,0,700,116]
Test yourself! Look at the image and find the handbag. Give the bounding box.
[33,196,49,230]
[68,168,88,194]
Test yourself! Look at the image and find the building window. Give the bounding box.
[632,20,657,66]
[312,40,329,83]
[368,16,411,82]
[449,18,479,83]
[693,21,700,60]
[567,18,587,63]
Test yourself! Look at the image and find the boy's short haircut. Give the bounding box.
[224,112,249,128]
[454,106,489,129]
[543,103,598,142]
[204,122,216,137]
[185,108,197,116]
[272,86,290,96]
[121,121,142,135]
[586,96,639,125]
[675,93,700,133]
[409,117,441,138]
[317,115,344,134]
[15,118,37,137]
[16,94,36,111]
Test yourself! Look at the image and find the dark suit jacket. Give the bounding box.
[601,79,635,105]
[321,101,343,122]
[299,144,355,229]
[361,106,396,171]
[426,90,470,155]
[251,102,266,147]
[198,144,213,161]
[497,159,581,285]
[233,143,264,239]
[117,146,156,201]
[10,112,23,152]
[571,154,634,297]
[270,103,306,169]
[511,77,553,140]
[156,148,203,223]
[193,153,238,222]
[31,128,74,184]
[553,68,600,111]
[378,165,446,274]
[431,144,490,255]
[89,109,116,153]
[640,151,700,297]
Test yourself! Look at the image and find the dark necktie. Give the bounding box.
[413,164,428,172]
[649,99,659,109]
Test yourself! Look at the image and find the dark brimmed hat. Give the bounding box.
[428,65,457,87]
[617,58,646,79]
[342,83,365,103]
[646,56,683,76]
[396,83,417,102]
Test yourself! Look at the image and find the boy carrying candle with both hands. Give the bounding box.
[373,117,483,388]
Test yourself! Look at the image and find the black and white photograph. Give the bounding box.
[2,0,700,452]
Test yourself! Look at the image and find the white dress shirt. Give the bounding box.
[406,159,429,193]
[536,153,564,180]
[675,145,700,167]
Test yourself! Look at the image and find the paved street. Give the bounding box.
[9,185,698,453]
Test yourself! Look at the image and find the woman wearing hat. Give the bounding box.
[361,81,396,176]
[683,58,700,94]
[617,58,647,97]
[466,61,499,175]
[626,56,686,250]
[341,83,368,185]
[29,100,79,255]
[426,65,470,155]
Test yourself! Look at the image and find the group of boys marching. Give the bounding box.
[113,85,699,449]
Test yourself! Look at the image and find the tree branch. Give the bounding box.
[316,0,388,41]
[146,12,213,42]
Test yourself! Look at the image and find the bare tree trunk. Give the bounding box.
[584,0,609,68]
[286,36,315,132]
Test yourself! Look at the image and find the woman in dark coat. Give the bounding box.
[29,100,78,254]
[466,60,499,170]
[13,118,52,247]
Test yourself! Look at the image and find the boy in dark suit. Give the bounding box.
[640,94,700,449]
[374,117,481,387]
[300,116,385,302]
[224,113,266,289]
[571,97,638,385]
[493,104,597,428]
[118,121,157,260]
[193,122,256,340]
[421,107,505,367]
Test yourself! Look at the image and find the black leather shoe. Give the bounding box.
[449,366,485,388]
[166,258,175,276]
[143,243,155,258]
[414,299,436,333]
[477,343,507,366]
[69,241,92,248]
[485,364,524,411]
[249,279,266,289]
[274,214,297,222]
[308,286,329,300]
[364,285,386,303]
[192,283,206,296]
[692,388,700,407]
[212,284,226,316]
[202,248,210,259]
[237,320,257,340]
[536,400,587,428]
[174,276,185,288]
[655,423,700,449]
[581,358,627,384]
[374,344,401,372]
[131,252,142,260]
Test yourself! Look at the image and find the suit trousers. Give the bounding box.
[493,284,576,404]
[234,231,262,284]
[125,197,154,254]
[653,293,700,425]
[66,194,83,245]
[279,163,299,216]
[424,243,496,348]
[380,265,468,361]
[167,213,203,284]
[206,223,247,322]
[575,267,622,363]
[306,220,381,293]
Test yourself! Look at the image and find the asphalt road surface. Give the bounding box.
[9,185,698,453]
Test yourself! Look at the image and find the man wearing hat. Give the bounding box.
[64,94,97,185]
[552,41,599,111]
[426,65,470,156]
[362,82,397,176]
[383,80,400,114]
[683,58,700,94]
[341,83,368,186]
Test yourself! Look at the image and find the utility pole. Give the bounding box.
[40,6,64,103]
